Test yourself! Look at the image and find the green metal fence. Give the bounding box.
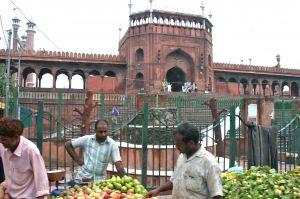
[3,92,300,190]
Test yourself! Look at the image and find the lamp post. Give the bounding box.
[15,37,25,119]
[4,30,12,117]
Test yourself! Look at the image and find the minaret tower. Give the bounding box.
[12,15,20,50]
[128,0,133,27]
[21,34,27,49]
[25,20,36,50]
[149,0,153,23]
[200,2,206,29]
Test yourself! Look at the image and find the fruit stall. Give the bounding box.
[2,166,299,198]
[222,166,300,199]
[51,175,157,199]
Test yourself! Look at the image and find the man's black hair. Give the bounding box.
[174,122,200,144]
[94,120,109,129]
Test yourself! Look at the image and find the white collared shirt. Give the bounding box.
[170,146,223,199]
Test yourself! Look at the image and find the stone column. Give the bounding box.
[257,80,262,96]
[278,81,282,96]
[68,77,72,89]
[52,75,56,89]
[288,82,292,97]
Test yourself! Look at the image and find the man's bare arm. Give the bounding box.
[65,141,83,165]
[115,161,126,177]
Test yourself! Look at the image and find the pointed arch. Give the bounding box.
[135,72,144,90]
[39,68,53,88]
[166,67,185,92]
[89,70,100,76]
[22,67,37,87]
[166,48,194,66]
[104,70,116,77]
[291,82,299,97]
[135,48,144,62]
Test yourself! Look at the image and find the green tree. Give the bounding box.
[0,63,15,97]
[0,63,5,97]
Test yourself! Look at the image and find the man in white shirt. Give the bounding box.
[147,122,223,199]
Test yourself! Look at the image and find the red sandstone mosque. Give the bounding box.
[1,1,299,97]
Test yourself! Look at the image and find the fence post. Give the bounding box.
[141,102,149,187]
[100,93,105,120]
[36,100,44,154]
[177,96,183,123]
[57,92,62,138]
[12,88,18,118]
[297,117,300,166]
[229,106,236,167]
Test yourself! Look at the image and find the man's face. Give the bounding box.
[174,133,188,153]
[0,134,18,149]
[95,123,108,142]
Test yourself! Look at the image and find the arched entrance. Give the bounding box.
[166,67,185,92]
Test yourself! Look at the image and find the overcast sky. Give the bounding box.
[1,0,300,69]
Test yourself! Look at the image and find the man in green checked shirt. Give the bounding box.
[65,120,125,182]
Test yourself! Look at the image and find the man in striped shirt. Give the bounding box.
[65,120,125,181]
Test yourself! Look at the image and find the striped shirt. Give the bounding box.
[71,135,121,182]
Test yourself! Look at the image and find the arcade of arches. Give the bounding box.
[15,67,119,90]
[215,75,299,97]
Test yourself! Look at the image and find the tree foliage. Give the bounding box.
[0,64,5,97]
[0,63,15,97]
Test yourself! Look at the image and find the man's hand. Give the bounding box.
[115,161,125,177]
[76,158,84,166]
[0,184,5,198]
[146,181,172,198]
[146,188,160,198]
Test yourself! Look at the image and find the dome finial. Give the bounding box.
[200,1,205,17]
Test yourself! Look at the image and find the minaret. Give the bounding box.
[25,20,36,50]
[12,15,20,50]
[276,54,281,68]
[200,2,206,29]
[128,0,133,27]
[208,11,213,19]
[21,34,27,49]
[149,0,153,23]
[118,26,122,41]
[200,1,205,17]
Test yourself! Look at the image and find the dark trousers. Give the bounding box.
[0,157,4,183]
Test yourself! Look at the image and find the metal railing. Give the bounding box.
[3,93,299,190]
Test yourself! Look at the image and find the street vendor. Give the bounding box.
[65,120,125,182]
[0,117,49,199]
[147,122,223,199]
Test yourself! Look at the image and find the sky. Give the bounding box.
[0,0,300,69]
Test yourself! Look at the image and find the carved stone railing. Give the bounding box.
[0,49,126,64]
[213,62,300,77]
